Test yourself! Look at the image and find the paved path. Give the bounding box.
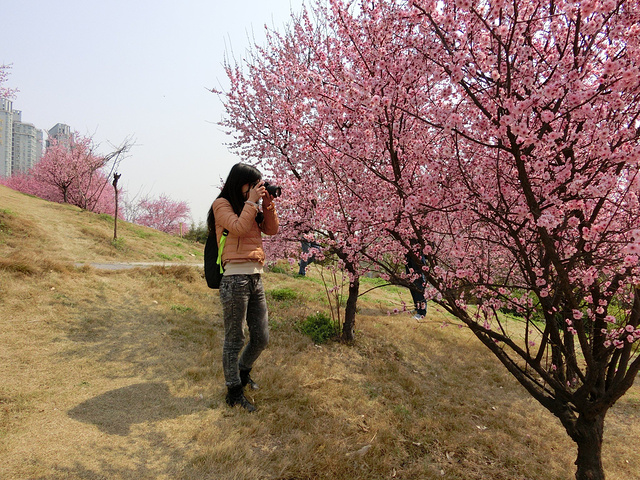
[74,262,202,270]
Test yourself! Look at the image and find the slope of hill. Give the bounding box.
[0,184,203,265]
[0,185,637,480]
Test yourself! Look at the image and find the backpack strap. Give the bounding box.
[216,229,229,273]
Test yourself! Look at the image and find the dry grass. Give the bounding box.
[0,185,202,263]
[0,185,638,480]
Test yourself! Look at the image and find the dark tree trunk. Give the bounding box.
[112,173,121,240]
[341,275,359,343]
[573,413,605,480]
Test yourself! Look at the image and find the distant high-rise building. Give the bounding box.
[0,98,45,177]
[47,123,71,148]
[0,97,14,177]
[12,111,44,174]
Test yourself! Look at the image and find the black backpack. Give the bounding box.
[204,229,228,289]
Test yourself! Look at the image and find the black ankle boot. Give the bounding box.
[225,385,256,412]
[240,368,259,390]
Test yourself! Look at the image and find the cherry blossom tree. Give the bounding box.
[219,5,412,341]
[220,0,640,478]
[398,1,640,478]
[2,133,132,216]
[27,134,132,215]
[133,193,191,235]
[220,1,449,338]
[0,64,17,99]
[0,171,58,199]
[32,136,104,206]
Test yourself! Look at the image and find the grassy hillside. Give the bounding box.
[0,185,202,265]
[0,185,638,480]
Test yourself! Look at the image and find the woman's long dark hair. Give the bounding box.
[207,163,262,235]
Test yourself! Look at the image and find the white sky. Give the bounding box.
[2,0,306,224]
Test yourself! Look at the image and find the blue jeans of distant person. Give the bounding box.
[220,274,269,387]
[406,257,427,316]
[298,241,320,275]
[409,286,427,316]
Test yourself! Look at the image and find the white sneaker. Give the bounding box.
[413,314,424,320]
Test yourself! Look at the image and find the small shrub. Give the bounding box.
[269,287,298,302]
[0,209,13,234]
[111,238,127,251]
[184,221,208,244]
[268,261,292,274]
[298,312,339,344]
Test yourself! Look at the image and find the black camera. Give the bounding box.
[263,181,282,198]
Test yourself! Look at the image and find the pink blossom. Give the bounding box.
[540,110,554,123]
[624,255,638,268]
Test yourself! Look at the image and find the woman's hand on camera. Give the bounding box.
[262,192,275,208]
[248,181,266,203]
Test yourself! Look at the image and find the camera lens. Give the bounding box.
[263,181,282,198]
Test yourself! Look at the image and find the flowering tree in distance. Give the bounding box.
[4,134,133,216]
[220,0,640,478]
[134,193,191,235]
[32,134,132,214]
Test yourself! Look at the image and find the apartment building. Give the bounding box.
[0,97,45,176]
[46,123,71,148]
[0,97,13,177]
[12,111,44,174]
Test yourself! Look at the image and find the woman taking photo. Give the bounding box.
[207,163,279,412]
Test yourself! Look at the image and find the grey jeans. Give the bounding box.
[219,274,269,387]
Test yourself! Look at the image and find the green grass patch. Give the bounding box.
[131,227,155,239]
[298,311,340,344]
[111,238,127,251]
[269,287,299,302]
[157,253,185,261]
[268,261,293,274]
[171,304,193,313]
[97,213,114,224]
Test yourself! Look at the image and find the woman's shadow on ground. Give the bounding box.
[68,382,204,436]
